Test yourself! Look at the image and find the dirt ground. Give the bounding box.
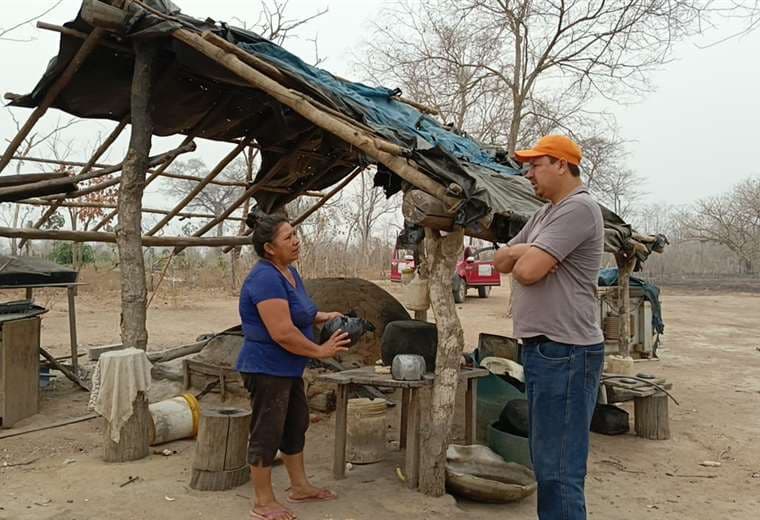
[1,278,759,520]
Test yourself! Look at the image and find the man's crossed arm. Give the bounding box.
[494,244,558,285]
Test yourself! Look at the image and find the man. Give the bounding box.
[494,135,604,520]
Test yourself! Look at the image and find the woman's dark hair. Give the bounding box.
[250,213,289,258]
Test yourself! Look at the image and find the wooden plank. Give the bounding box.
[0,317,40,427]
[333,383,349,479]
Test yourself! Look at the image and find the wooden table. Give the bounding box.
[317,366,488,489]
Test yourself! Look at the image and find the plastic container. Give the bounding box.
[404,273,429,311]
[149,393,200,446]
[605,355,635,376]
[487,422,532,469]
[346,398,387,464]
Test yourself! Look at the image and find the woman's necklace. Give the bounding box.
[266,259,295,286]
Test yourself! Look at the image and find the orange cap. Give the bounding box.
[514,135,582,166]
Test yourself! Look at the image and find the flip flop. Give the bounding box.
[286,489,337,504]
[250,507,296,520]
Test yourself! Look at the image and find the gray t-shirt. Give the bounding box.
[508,186,604,346]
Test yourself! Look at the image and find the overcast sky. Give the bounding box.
[2,0,759,210]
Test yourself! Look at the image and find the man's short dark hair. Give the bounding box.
[549,156,581,177]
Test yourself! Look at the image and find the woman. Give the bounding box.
[237,213,350,520]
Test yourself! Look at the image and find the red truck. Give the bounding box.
[390,245,501,303]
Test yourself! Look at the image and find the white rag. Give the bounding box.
[88,348,152,443]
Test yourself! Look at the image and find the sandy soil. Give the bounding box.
[1,278,759,520]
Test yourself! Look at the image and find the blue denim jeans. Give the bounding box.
[521,341,604,520]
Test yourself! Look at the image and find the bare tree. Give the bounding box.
[678,177,760,274]
[162,157,248,238]
[2,109,78,252]
[361,0,755,155]
[0,1,63,41]
[339,170,401,275]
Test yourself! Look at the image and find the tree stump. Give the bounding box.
[634,392,670,440]
[190,407,251,491]
[103,391,151,462]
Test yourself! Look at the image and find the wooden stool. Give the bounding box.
[634,391,670,440]
[190,407,251,491]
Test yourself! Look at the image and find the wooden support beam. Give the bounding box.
[11,155,111,169]
[0,28,105,174]
[0,172,69,187]
[178,134,312,255]
[172,29,457,208]
[117,40,157,352]
[146,139,250,236]
[62,140,196,200]
[0,226,253,247]
[18,199,245,222]
[36,21,130,53]
[618,256,636,358]
[19,117,130,248]
[5,142,195,202]
[10,155,242,188]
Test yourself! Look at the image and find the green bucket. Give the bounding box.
[487,422,532,469]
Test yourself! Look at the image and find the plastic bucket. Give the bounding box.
[149,393,200,446]
[347,398,387,464]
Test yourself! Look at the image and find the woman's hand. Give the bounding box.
[315,311,344,325]
[318,329,350,358]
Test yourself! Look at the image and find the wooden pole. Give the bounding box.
[0,173,69,187]
[171,29,459,209]
[66,285,80,377]
[7,142,195,202]
[634,392,671,440]
[91,135,194,231]
[293,167,363,226]
[19,199,244,221]
[19,117,129,248]
[418,227,465,496]
[116,40,157,351]
[36,21,130,53]
[618,257,636,358]
[0,226,254,247]
[62,141,196,200]
[173,135,310,255]
[146,139,250,236]
[0,29,105,174]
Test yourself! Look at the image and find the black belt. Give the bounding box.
[522,335,550,345]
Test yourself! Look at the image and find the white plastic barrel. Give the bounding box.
[148,393,200,446]
[346,398,387,464]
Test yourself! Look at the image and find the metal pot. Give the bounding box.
[391,354,426,381]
